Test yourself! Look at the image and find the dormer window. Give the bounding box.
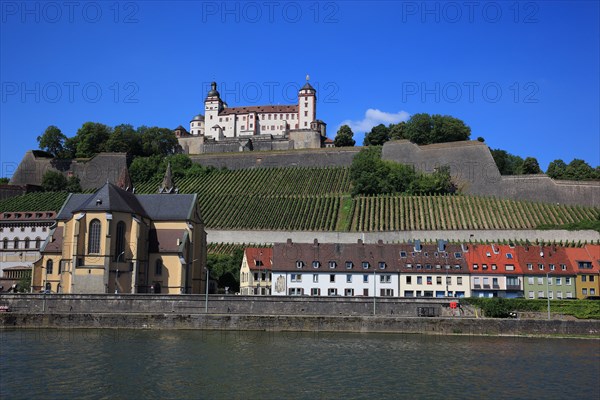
[482,264,488,270]
[328,261,336,269]
[400,251,407,258]
[362,262,370,269]
[296,261,304,269]
[312,261,321,269]
[378,262,386,270]
[345,261,353,269]
[539,264,544,271]
[506,253,513,259]
[527,264,533,270]
[486,252,491,257]
[473,264,479,270]
[454,252,462,259]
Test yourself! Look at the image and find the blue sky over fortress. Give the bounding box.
[1,1,598,178]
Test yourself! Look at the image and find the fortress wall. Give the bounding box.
[189,147,360,170]
[381,141,600,207]
[9,151,127,190]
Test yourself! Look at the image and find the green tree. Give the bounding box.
[363,124,390,146]
[389,122,408,140]
[129,155,163,183]
[74,122,112,158]
[522,157,542,174]
[37,126,67,157]
[41,170,67,191]
[65,176,82,193]
[0,177,9,184]
[207,248,243,292]
[546,159,567,179]
[334,125,356,147]
[350,146,391,195]
[138,126,181,156]
[490,148,525,175]
[17,270,32,293]
[564,159,596,180]
[104,124,143,164]
[158,154,193,181]
[404,113,471,145]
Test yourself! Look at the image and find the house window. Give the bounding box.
[155,259,163,276]
[539,264,544,271]
[312,261,320,269]
[457,277,462,285]
[582,288,588,295]
[492,277,498,287]
[404,290,414,297]
[491,264,497,270]
[566,277,572,285]
[446,276,451,285]
[345,288,354,296]
[473,277,480,286]
[566,292,573,298]
[548,291,553,299]
[115,221,126,261]
[311,288,320,296]
[426,276,432,285]
[591,289,597,295]
[328,261,336,269]
[345,261,353,269]
[436,276,442,285]
[582,275,587,282]
[506,265,515,271]
[346,275,352,283]
[289,288,303,295]
[24,237,30,249]
[506,253,513,259]
[362,262,370,269]
[313,274,318,283]
[296,261,304,269]
[2,238,7,249]
[291,274,302,282]
[483,277,489,287]
[537,277,543,285]
[378,262,386,270]
[561,264,567,271]
[406,276,412,284]
[590,275,595,282]
[528,291,534,299]
[548,277,553,286]
[88,219,101,254]
[528,277,534,284]
[35,237,41,249]
[330,274,335,283]
[556,277,562,285]
[328,288,338,296]
[363,275,369,283]
[537,291,544,298]
[380,289,393,297]
[13,238,19,250]
[417,276,423,284]
[527,264,533,270]
[400,251,407,258]
[46,259,54,274]
[454,252,462,258]
[557,291,563,299]
[380,275,391,283]
[550,264,555,271]
[473,264,478,270]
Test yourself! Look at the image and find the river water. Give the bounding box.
[1,329,599,399]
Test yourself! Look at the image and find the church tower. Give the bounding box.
[204,82,223,138]
[298,75,316,129]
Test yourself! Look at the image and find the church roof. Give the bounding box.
[56,183,198,221]
[73,183,148,217]
[191,115,204,122]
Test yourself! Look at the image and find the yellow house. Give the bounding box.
[565,245,600,299]
[32,179,206,294]
[239,247,272,295]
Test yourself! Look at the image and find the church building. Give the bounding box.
[31,168,207,294]
[175,77,328,154]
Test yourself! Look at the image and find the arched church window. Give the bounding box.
[88,219,101,254]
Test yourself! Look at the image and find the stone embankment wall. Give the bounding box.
[2,313,598,337]
[0,294,458,317]
[206,229,600,245]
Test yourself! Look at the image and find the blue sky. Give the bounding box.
[1,1,598,178]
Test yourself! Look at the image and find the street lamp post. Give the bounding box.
[373,266,376,316]
[205,267,210,313]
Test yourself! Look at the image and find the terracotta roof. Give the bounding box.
[564,245,600,274]
[149,229,186,253]
[516,245,574,275]
[244,247,272,271]
[221,105,298,115]
[465,244,523,274]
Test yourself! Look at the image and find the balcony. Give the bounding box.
[473,284,481,289]
[506,285,521,291]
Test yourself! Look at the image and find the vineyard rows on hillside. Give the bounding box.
[135,167,351,196]
[0,192,69,212]
[349,195,599,231]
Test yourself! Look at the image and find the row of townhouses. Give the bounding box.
[240,240,600,300]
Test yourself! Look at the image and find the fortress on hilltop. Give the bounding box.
[174,77,331,154]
